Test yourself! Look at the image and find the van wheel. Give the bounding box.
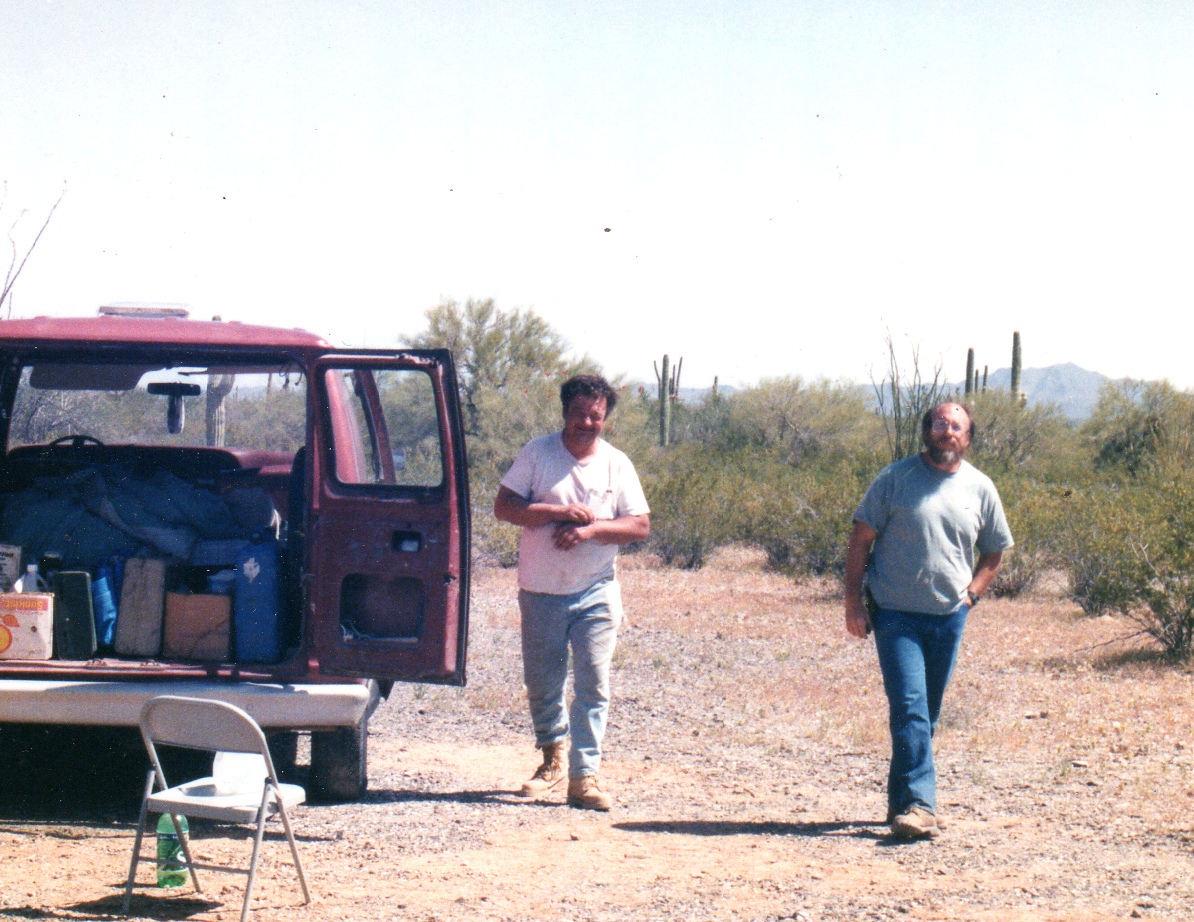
[267,731,299,781]
[309,721,367,802]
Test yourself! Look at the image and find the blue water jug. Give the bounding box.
[234,532,282,663]
[92,572,117,647]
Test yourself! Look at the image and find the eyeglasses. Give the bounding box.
[930,418,968,434]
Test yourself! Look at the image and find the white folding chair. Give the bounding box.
[123,695,311,922]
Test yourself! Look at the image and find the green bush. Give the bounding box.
[986,477,1062,598]
[639,448,736,569]
[742,457,875,580]
[1051,482,1149,616]
[1110,477,1194,658]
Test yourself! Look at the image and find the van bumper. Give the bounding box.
[0,679,379,730]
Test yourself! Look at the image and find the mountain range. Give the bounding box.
[673,364,1111,420]
[956,363,1109,420]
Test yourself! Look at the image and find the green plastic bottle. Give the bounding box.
[155,813,190,887]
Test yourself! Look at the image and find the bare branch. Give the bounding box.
[2,184,66,318]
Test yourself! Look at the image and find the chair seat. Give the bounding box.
[149,778,306,824]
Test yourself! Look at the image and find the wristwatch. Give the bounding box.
[966,589,980,607]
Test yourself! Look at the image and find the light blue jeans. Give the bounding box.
[519,578,622,778]
[872,604,969,818]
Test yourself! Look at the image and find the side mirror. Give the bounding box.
[147,382,202,435]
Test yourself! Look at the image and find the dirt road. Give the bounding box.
[0,549,1191,921]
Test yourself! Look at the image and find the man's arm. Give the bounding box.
[844,519,877,639]
[968,550,1005,603]
[553,514,650,550]
[494,485,596,528]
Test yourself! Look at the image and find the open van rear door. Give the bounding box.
[307,350,469,685]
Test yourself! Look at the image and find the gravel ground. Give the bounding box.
[0,549,1192,921]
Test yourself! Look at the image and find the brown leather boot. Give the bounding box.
[566,774,612,811]
[518,742,566,797]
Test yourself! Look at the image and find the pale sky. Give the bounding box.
[3,1,1192,389]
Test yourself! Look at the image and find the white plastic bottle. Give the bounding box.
[20,564,48,594]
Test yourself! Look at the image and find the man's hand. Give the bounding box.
[552,514,650,550]
[494,486,597,529]
[845,594,871,639]
[559,503,596,525]
[843,520,877,640]
[553,522,589,549]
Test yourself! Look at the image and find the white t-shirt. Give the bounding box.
[500,432,650,595]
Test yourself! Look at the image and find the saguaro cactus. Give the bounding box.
[1011,331,1023,403]
[964,348,975,397]
[653,354,682,446]
[206,373,235,447]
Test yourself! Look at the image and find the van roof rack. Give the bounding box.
[98,304,191,319]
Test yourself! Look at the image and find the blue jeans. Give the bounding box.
[872,605,969,817]
[519,579,622,778]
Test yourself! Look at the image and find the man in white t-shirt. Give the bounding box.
[494,374,650,811]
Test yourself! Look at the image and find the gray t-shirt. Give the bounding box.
[854,455,1014,615]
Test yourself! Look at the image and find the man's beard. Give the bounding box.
[927,444,963,466]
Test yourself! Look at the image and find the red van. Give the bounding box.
[0,306,470,800]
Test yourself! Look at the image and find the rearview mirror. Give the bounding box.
[147,382,201,434]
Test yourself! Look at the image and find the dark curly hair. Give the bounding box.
[560,374,618,415]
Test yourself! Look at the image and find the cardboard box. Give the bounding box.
[0,593,54,660]
[163,593,230,662]
[0,545,21,593]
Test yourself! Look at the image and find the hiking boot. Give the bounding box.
[567,775,612,811]
[519,743,566,797]
[886,806,947,829]
[891,806,939,840]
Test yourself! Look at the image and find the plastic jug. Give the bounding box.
[213,750,268,795]
[234,533,282,662]
[19,564,48,594]
[155,813,190,887]
[92,574,117,647]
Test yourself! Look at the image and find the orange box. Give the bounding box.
[162,593,230,662]
[0,593,54,660]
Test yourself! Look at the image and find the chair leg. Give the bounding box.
[271,784,310,903]
[122,769,155,915]
[168,812,202,893]
[240,786,272,922]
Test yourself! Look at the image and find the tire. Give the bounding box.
[267,731,299,781]
[309,720,368,802]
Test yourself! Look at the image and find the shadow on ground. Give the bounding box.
[613,819,887,839]
[362,787,558,809]
[72,893,222,919]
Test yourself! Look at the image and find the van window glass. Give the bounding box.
[9,364,307,453]
[323,367,443,488]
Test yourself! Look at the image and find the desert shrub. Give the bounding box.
[639,448,737,569]
[1045,475,1194,659]
[700,377,878,462]
[1084,380,1194,477]
[967,393,1075,477]
[1050,482,1150,616]
[742,457,875,580]
[985,477,1064,598]
[1119,478,1194,658]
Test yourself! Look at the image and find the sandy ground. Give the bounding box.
[1,549,1192,921]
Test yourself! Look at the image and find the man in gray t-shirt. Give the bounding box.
[844,402,1013,841]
